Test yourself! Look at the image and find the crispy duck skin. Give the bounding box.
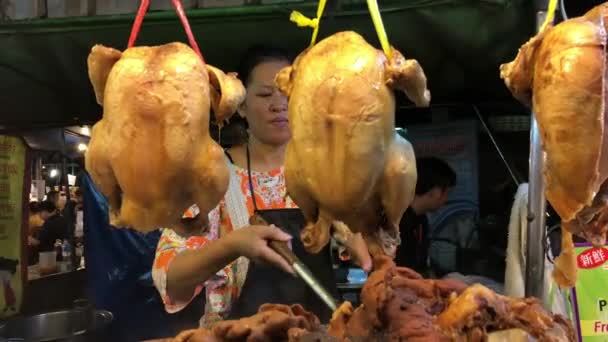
[275,31,426,260]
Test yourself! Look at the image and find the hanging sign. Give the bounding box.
[0,135,27,318]
[571,243,608,341]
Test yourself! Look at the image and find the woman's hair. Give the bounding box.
[214,45,292,147]
[236,45,292,86]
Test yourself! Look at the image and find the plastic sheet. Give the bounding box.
[81,172,203,340]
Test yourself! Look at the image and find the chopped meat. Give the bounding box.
[437,284,574,342]
[167,260,574,341]
[169,304,321,342]
[328,257,575,342]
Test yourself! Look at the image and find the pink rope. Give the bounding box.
[127,0,149,48]
[126,0,205,64]
[172,0,204,64]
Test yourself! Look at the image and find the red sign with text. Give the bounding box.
[576,247,608,269]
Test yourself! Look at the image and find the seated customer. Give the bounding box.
[395,157,456,275]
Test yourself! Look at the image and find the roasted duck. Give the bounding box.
[275,31,428,259]
[86,42,245,232]
[500,3,608,287]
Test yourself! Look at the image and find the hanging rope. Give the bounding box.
[289,0,327,47]
[289,0,392,57]
[127,0,205,64]
[366,0,391,58]
[539,0,558,32]
[127,0,149,48]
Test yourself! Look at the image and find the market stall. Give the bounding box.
[0,0,604,341]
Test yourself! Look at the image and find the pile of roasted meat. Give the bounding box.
[168,304,321,342]
[327,257,573,342]
[500,2,608,287]
[165,257,574,342]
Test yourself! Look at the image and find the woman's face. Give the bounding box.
[239,60,291,146]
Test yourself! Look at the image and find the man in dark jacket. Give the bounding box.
[31,201,69,252]
[395,157,456,275]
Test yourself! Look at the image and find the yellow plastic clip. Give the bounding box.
[289,0,327,47]
[366,0,391,58]
[539,0,558,32]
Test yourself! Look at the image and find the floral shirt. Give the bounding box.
[151,164,298,325]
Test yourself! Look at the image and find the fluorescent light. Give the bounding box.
[50,169,58,178]
[77,143,87,152]
[81,126,90,136]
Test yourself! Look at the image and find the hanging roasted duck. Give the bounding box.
[500,3,608,287]
[86,0,245,232]
[275,30,429,259]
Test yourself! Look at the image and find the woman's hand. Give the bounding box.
[225,225,295,275]
[165,224,294,303]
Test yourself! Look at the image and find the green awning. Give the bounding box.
[0,0,534,129]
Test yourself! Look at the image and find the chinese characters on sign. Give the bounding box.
[577,248,608,269]
[0,136,26,318]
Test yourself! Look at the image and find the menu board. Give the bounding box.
[405,120,479,230]
[571,243,608,341]
[0,136,27,318]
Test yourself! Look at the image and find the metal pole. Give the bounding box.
[525,3,551,301]
[526,117,547,300]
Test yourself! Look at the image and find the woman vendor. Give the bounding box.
[152,45,370,325]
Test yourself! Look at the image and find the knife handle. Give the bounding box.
[249,214,298,265]
[269,240,298,265]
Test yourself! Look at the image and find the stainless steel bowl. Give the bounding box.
[0,309,112,342]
